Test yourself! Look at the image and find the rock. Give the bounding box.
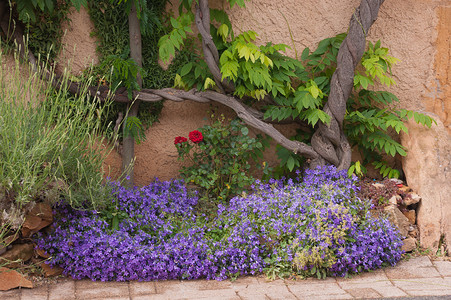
[399,185,413,193]
[0,233,19,255]
[21,203,53,237]
[41,263,63,277]
[389,178,403,185]
[408,225,420,238]
[388,195,401,206]
[384,204,411,238]
[403,192,421,206]
[35,247,50,259]
[372,183,385,189]
[403,210,416,225]
[401,113,451,251]
[0,243,34,268]
[21,215,43,237]
[0,267,33,291]
[401,237,417,252]
[29,202,53,222]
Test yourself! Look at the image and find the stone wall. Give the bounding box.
[53,1,450,184]
[8,0,450,250]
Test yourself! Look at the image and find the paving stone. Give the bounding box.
[336,269,388,284]
[194,279,232,290]
[0,288,21,299]
[284,276,338,286]
[9,256,451,300]
[340,280,407,298]
[397,256,433,268]
[385,257,441,279]
[130,281,156,295]
[75,280,129,299]
[335,269,410,297]
[154,280,182,294]
[433,260,451,277]
[286,280,351,299]
[344,287,381,298]
[154,280,238,299]
[235,279,296,300]
[229,276,260,290]
[49,280,75,300]
[392,277,451,296]
[132,296,168,300]
[234,293,268,300]
[133,294,240,300]
[20,285,48,300]
[385,265,441,279]
[296,294,351,300]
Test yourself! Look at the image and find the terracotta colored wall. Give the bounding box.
[24,1,451,185]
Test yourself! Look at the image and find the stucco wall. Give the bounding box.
[53,1,451,184]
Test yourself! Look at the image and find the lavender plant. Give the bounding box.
[36,166,403,281]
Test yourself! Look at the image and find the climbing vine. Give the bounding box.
[1,0,437,180]
[87,0,196,140]
[5,1,73,59]
[162,0,435,178]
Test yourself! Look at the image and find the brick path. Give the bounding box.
[1,256,451,299]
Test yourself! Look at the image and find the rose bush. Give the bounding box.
[174,136,188,145]
[175,116,270,201]
[188,130,203,144]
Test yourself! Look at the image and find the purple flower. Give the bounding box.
[35,166,402,281]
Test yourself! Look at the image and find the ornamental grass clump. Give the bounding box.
[36,166,403,281]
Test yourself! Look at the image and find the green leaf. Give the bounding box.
[308,83,320,99]
[347,165,355,177]
[170,17,180,28]
[287,156,295,171]
[218,24,229,42]
[180,62,193,77]
[211,9,234,38]
[112,215,119,231]
[301,47,310,60]
[45,0,54,12]
[204,78,216,90]
[71,0,87,11]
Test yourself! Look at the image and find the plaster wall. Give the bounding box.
[52,1,450,185]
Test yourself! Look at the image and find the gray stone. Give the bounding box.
[384,204,411,237]
[389,178,404,185]
[401,237,417,252]
[372,183,385,189]
[403,192,421,206]
[388,195,400,206]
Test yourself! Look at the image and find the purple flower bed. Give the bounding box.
[36,166,403,281]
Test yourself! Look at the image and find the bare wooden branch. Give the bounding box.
[133,88,319,159]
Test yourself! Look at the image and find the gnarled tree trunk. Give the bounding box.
[121,1,143,186]
[310,0,385,170]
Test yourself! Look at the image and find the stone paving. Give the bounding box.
[1,256,451,299]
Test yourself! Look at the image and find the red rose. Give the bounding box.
[174,136,188,145]
[189,130,203,144]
